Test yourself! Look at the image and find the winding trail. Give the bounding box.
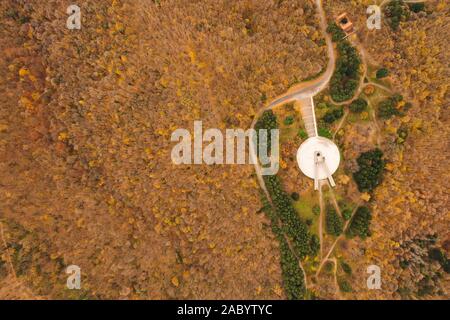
[332,109,349,140]
[330,257,343,299]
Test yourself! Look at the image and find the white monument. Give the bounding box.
[297,136,340,190]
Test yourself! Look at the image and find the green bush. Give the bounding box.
[378,95,404,119]
[349,98,368,113]
[338,279,353,292]
[312,205,320,216]
[376,68,389,79]
[260,92,267,103]
[409,2,425,13]
[342,208,352,221]
[397,126,408,139]
[5,9,31,24]
[284,115,295,126]
[444,259,450,274]
[298,129,308,139]
[429,248,445,264]
[353,149,385,192]
[0,259,7,278]
[417,278,434,297]
[325,206,343,236]
[340,261,352,275]
[339,202,354,221]
[396,126,408,144]
[255,110,278,132]
[324,261,334,273]
[428,248,450,273]
[309,235,320,257]
[347,206,372,239]
[323,108,344,124]
[318,127,332,139]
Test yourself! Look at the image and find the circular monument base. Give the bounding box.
[296,136,340,180]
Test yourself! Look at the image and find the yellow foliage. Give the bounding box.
[50,253,59,260]
[31,92,41,101]
[361,193,371,202]
[272,285,283,297]
[58,132,69,141]
[20,96,33,110]
[338,174,350,185]
[19,67,29,77]
[360,111,369,120]
[114,22,124,33]
[0,124,8,132]
[171,276,179,287]
[187,48,196,64]
[255,286,262,295]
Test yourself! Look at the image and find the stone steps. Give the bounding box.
[298,97,317,137]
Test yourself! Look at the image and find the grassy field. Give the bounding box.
[293,189,320,237]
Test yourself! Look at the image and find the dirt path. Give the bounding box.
[329,186,343,218]
[332,109,349,140]
[365,82,393,94]
[315,202,362,277]
[330,257,343,299]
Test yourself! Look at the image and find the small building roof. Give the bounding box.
[335,13,354,34]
